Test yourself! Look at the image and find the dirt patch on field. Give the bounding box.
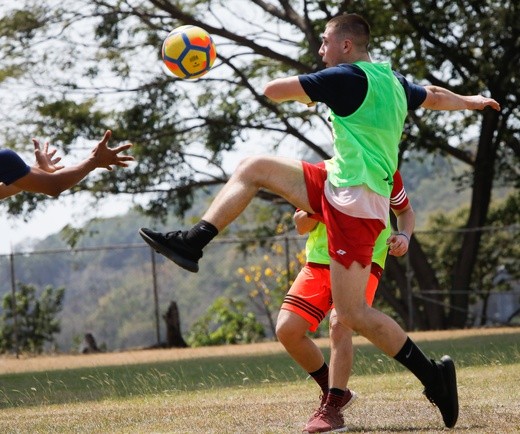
[0,327,517,374]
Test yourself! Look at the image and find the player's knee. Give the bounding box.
[329,314,353,343]
[276,328,290,345]
[275,321,291,344]
[276,319,302,345]
[333,308,366,333]
[235,156,271,184]
[236,156,262,175]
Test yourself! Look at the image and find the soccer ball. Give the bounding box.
[161,25,217,79]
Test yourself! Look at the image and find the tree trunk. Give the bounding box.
[389,213,446,329]
[449,110,500,327]
[81,333,101,354]
[163,301,188,348]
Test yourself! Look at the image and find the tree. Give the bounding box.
[0,1,517,328]
[0,283,65,353]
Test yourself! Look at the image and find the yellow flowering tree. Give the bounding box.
[237,241,306,337]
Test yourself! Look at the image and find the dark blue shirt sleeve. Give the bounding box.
[299,64,368,117]
[393,71,427,110]
[298,64,427,116]
[0,149,31,185]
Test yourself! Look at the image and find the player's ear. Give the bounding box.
[343,39,353,54]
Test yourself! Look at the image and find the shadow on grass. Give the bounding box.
[0,330,518,409]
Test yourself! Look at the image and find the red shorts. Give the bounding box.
[281,262,383,332]
[302,161,385,268]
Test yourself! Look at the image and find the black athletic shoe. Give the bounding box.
[139,227,202,273]
[423,355,459,428]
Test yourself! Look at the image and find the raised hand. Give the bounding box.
[32,139,64,173]
[88,130,134,171]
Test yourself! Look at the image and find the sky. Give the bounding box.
[0,194,133,255]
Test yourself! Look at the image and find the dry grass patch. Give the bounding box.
[0,328,518,433]
[0,364,518,433]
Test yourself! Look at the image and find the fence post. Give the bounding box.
[150,248,161,346]
[9,252,19,358]
[406,253,414,330]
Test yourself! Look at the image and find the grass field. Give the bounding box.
[0,327,519,433]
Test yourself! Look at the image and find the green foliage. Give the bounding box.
[0,283,65,353]
[0,0,515,220]
[0,0,517,330]
[187,296,265,347]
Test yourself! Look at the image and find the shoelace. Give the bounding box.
[318,405,344,427]
[165,230,184,238]
[319,404,342,417]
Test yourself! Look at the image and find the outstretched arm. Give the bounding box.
[0,140,65,199]
[263,76,313,105]
[0,183,22,199]
[9,130,133,197]
[421,86,501,111]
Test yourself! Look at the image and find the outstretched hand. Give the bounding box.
[89,130,134,171]
[32,139,64,173]
[466,95,501,111]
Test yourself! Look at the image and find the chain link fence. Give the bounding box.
[0,234,308,353]
[0,225,518,354]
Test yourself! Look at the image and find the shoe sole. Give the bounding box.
[302,426,348,434]
[139,229,199,273]
[440,355,459,428]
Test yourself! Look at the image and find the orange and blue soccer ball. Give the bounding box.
[162,25,217,79]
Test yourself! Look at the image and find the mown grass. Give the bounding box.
[0,329,519,433]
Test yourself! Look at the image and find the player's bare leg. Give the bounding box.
[202,155,312,230]
[327,259,458,428]
[276,310,324,373]
[139,155,313,272]
[327,309,355,397]
[329,259,407,356]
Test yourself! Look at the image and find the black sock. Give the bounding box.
[309,362,329,394]
[326,388,345,407]
[185,220,218,250]
[394,337,436,388]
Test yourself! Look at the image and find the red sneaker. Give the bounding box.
[303,403,347,433]
[339,389,357,412]
[305,389,356,425]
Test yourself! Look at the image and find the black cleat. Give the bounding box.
[424,355,459,428]
[139,227,202,273]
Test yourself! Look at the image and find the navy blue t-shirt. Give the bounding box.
[299,63,427,116]
[0,149,30,185]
